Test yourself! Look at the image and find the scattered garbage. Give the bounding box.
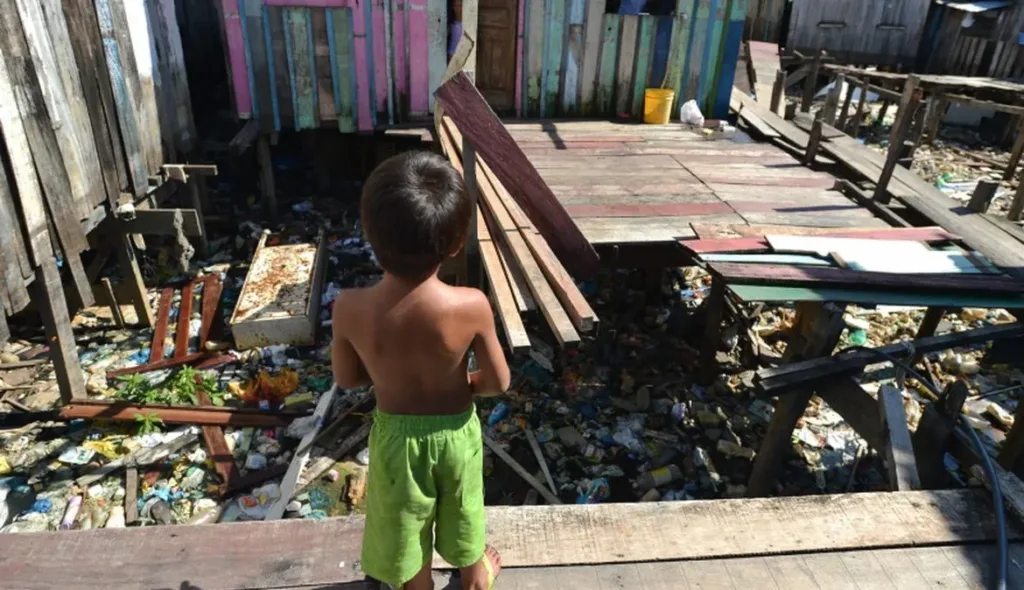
[679,100,705,127]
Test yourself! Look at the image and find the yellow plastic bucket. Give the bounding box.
[643,88,675,124]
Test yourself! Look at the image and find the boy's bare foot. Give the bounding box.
[460,545,501,590]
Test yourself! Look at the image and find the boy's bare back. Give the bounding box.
[332,274,506,415]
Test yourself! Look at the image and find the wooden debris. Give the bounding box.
[125,467,138,525]
[525,428,557,496]
[877,385,920,491]
[59,400,298,427]
[914,381,968,489]
[482,433,562,505]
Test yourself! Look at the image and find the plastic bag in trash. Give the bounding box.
[679,100,705,126]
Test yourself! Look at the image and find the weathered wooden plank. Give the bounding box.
[578,0,603,116]
[684,0,711,104]
[436,80,599,277]
[267,5,292,129]
[0,1,89,258]
[541,0,566,117]
[242,0,274,132]
[514,0,525,117]
[615,15,638,116]
[561,0,584,116]
[351,0,374,129]
[119,0,164,172]
[62,0,126,205]
[328,8,357,132]
[95,0,148,195]
[369,0,387,122]
[878,384,921,491]
[17,0,102,218]
[391,0,406,120]
[406,0,428,117]
[630,15,656,119]
[285,8,316,129]
[710,0,746,118]
[700,0,727,110]
[665,9,691,113]
[597,14,620,116]
[311,9,335,124]
[0,163,31,313]
[480,232,531,352]
[222,0,252,117]
[425,0,445,113]
[35,255,86,402]
[129,0,178,166]
[524,0,544,117]
[565,202,734,217]
[0,38,54,265]
[649,15,672,91]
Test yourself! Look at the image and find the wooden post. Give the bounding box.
[835,75,855,129]
[878,384,920,491]
[101,278,125,328]
[115,235,153,327]
[922,97,948,145]
[1000,396,1024,472]
[462,139,480,288]
[698,278,727,384]
[769,70,786,116]
[185,176,208,255]
[748,303,846,497]
[906,102,929,160]
[968,179,999,213]
[914,381,968,488]
[877,99,892,126]
[800,54,821,113]
[910,306,946,366]
[849,79,869,136]
[1009,177,1024,222]
[896,140,915,169]
[804,118,823,165]
[821,74,842,125]
[256,134,278,219]
[35,256,86,402]
[1002,117,1024,182]
[872,76,922,204]
[784,102,797,120]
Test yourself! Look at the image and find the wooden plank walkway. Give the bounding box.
[509,120,887,245]
[0,489,1016,589]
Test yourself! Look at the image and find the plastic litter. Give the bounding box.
[679,100,705,126]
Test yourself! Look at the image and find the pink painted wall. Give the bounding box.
[222,0,252,117]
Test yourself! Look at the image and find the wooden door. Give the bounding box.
[476,0,517,112]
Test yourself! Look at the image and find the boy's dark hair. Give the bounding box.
[361,151,471,280]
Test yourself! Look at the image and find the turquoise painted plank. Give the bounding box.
[631,15,655,119]
[363,0,377,127]
[239,0,259,120]
[684,0,710,105]
[729,284,1024,309]
[711,0,746,118]
[542,0,566,117]
[700,0,726,111]
[328,8,357,132]
[285,8,316,129]
[525,0,544,117]
[562,0,585,115]
[597,14,619,116]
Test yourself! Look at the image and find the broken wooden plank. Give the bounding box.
[482,433,561,505]
[117,208,203,236]
[196,391,241,491]
[708,262,1024,294]
[35,256,86,402]
[873,76,922,204]
[915,381,968,489]
[125,467,138,524]
[525,427,557,496]
[59,399,300,427]
[199,274,223,346]
[101,278,125,328]
[434,73,599,278]
[479,236,532,353]
[105,352,235,379]
[266,385,337,520]
[150,287,173,362]
[115,235,154,327]
[877,384,920,491]
[175,279,195,357]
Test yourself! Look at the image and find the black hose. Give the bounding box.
[841,345,1008,590]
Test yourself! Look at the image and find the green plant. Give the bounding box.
[115,367,227,407]
[134,412,165,435]
[169,366,200,405]
[115,374,163,404]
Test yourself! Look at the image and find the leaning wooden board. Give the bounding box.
[434,72,600,279]
[0,489,1013,589]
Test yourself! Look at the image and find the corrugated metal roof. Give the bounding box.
[936,0,1011,13]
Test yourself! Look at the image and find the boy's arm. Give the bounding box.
[466,290,511,396]
[331,294,371,389]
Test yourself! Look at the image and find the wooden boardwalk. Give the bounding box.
[509,121,887,245]
[0,489,1017,589]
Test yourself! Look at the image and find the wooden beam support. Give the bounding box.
[1009,176,1024,222]
[849,79,869,136]
[463,139,481,289]
[257,134,278,218]
[803,118,823,166]
[101,278,125,328]
[922,97,948,145]
[35,257,86,402]
[873,76,922,204]
[821,74,843,125]
[699,279,727,384]
[117,209,203,237]
[769,70,785,115]
[228,120,260,158]
[1003,117,1024,182]
[115,235,153,327]
[878,384,920,490]
[943,92,1024,117]
[748,303,846,496]
[835,180,911,228]
[836,76,855,129]
[800,55,821,113]
[914,381,968,489]
[175,280,195,357]
[968,179,999,213]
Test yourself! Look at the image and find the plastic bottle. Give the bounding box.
[60,495,82,530]
[635,465,683,491]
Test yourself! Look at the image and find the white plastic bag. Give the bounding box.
[679,99,705,126]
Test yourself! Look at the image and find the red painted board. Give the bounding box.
[435,73,600,278]
[707,262,1023,294]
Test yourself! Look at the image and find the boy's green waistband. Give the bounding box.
[372,404,477,437]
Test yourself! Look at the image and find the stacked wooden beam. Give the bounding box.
[437,116,597,353]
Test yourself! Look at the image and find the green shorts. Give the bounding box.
[361,405,486,587]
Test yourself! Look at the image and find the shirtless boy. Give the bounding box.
[331,151,510,590]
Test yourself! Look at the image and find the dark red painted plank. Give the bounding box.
[708,262,1023,293]
[435,73,599,277]
[149,288,173,362]
[199,274,224,345]
[174,279,195,358]
[565,202,734,218]
[727,201,864,215]
[697,175,836,188]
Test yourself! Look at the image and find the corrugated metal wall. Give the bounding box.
[787,0,931,66]
[219,0,746,133]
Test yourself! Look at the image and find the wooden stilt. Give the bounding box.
[748,303,846,496]
[968,179,999,213]
[101,278,125,328]
[35,256,86,402]
[835,75,854,129]
[769,70,785,116]
[873,76,922,204]
[256,134,278,219]
[699,279,727,384]
[185,177,209,255]
[878,384,920,490]
[1009,175,1024,222]
[914,381,968,488]
[1001,117,1024,182]
[922,97,948,145]
[116,235,153,327]
[804,118,824,165]
[821,74,843,125]
[849,79,869,136]
[800,55,821,113]
[911,306,946,366]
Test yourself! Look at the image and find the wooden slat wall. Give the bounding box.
[924,5,1024,78]
[0,0,194,340]
[228,0,746,131]
[787,0,932,66]
[743,0,784,43]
